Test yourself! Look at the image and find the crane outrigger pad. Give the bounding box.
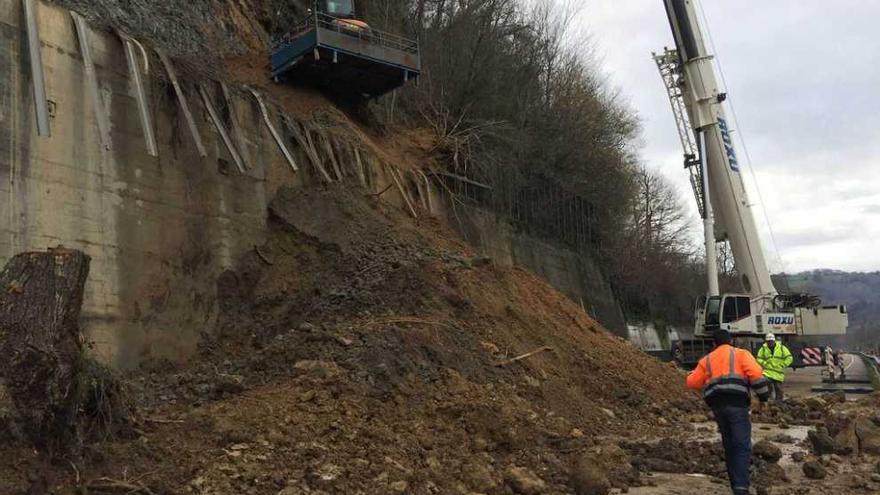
[271,13,420,99]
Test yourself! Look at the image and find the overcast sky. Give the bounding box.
[580,1,880,274]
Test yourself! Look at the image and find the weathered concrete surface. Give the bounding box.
[0,0,304,367]
[0,0,628,368]
[627,322,685,352]
[446,203,627,335]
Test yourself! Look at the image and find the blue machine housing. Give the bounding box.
[271,13,420,99]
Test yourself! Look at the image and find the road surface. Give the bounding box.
[620,354,876,494]
[619,423,817,494]
[784,353,872,398]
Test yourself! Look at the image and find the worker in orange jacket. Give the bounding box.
[687,330,771,495]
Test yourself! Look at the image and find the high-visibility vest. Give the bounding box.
[687,344,770,403]
[757,343,793,382]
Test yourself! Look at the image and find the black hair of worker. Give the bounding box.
[714,330,732,347]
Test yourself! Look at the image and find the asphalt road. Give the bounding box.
[785,353,871,398]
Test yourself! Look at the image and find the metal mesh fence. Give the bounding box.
[441,168,599,255]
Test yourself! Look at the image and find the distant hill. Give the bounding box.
[774,270,880,348]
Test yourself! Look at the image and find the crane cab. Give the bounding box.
[696,293,800,337]
[695,292,847,339]
[313,1,370,34]
[696,294,757,336]
[318,0,357,19]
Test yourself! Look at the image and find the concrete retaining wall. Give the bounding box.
[446,203,627,335]
[1,0,303,367]
[1,0,628,367]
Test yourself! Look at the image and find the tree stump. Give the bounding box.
[0,247,90,449]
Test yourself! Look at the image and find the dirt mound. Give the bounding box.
[0,184,696,493]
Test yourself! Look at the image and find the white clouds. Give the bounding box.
[581,0,880,272]
[750,168,880,272]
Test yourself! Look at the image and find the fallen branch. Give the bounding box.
[355,262,382,275]
[320,132,344,181]
[363,317,456,330]
[287,120,333,182]
[495,346,553,367]
[143,417,185,424]
[366,183,394,198]
[86,477,156,495]
[417,170,434,214]
[68,460,80,485]
[386,165,418,218]
[254,245,274,266]
[354,147,367,187]
[303,126,334,183]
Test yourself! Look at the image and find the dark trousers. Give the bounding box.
[713,406,752,494]
[769,378,784,401]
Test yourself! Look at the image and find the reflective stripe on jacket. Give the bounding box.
[756,343,793,382]
[686,344,771,404]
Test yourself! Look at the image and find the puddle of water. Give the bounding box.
[617,472,730,494]
[618,421,815,494]
[691,421,812,482]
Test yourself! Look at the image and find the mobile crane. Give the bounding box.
[654,0,848,366]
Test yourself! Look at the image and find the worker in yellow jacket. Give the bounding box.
[756,333,793,401]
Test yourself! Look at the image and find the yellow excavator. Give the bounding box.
[271,0,420,99]
[318,0,371,33]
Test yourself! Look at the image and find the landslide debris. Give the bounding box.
[0,185,695,494]
[618,392,880,494]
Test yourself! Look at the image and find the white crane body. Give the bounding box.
[655,0,847,350]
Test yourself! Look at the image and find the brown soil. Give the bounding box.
[0,184,697,494]
[224,54,337,119]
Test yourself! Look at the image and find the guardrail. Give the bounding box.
[855,352,880,391]
[275,12,419,55]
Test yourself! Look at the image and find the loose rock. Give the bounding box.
[855,417,880,455]
[803,460,827,479]
[569,459,611,495]
[825,390,847,406]
[297,322,316,333]
[753,440,783,463]
[505,466,546,495]
[808,429,835,455]
[834,422,858,455]
[768,433,795,444]
[389,480,409,493]
[293,360,342,378]
[463,463,497,492]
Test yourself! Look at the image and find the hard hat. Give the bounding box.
[765,333,776,342]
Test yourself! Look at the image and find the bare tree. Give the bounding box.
[360,0,708,324]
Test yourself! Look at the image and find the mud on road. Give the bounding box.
[620,392,880,495]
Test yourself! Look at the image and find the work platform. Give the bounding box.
[271,13,420,99]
